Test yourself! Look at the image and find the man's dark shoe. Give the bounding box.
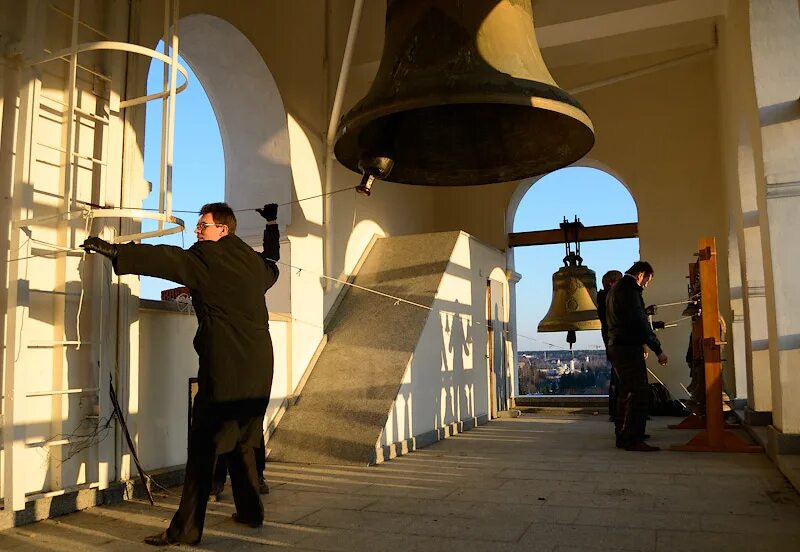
[259,478,270,494]
[232,513,263,528]
[144,531,183,546]
[625,442,660,452]
[208,482,224,502]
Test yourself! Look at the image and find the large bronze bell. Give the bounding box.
[334,0,595,186]
[537,263,601,334]
[538,217,601,348]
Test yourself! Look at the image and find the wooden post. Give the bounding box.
[671,237,761,452]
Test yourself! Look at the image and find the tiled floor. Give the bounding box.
[1,412,799,551]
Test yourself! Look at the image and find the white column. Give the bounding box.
[749,0,800,448]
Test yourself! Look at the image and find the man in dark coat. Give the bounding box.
[597,270,622,422]
[606,261,667,452]
[82,202,280,545]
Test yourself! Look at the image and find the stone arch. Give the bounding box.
[177,14,292,244]
[505,160,639,271]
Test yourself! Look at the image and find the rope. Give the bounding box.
[273,259,435,312]
[75,213,93,350]
[651,293,700,309]
[66,185,359,215]
[663,315,693,327]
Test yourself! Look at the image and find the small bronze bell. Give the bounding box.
[537,218,601,348]
[334,0,594,187]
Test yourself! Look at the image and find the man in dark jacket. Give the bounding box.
[82,202,280,545]
[606,261,668,452]
[597,270,622,422]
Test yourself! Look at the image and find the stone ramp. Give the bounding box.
[268,231,460,465]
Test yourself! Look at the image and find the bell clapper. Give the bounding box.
[355,156,394,197]
[356,173,375,196]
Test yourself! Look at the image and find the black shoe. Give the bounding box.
[208,482,224,502]
[624,442,660,452]
[232,513,263,528]
[144,531,184,546]
[258,478,270,494]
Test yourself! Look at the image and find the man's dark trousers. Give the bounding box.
[167,410,264,544]
[607,363,618,422]
[609,345,649,448]
[213,433,266,488]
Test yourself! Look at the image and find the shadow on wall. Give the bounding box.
[437,304,474,428]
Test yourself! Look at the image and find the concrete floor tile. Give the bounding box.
[519,522,656,551]
[572,507,701,531]
[497,467,590,482]
[655,529,798,552]
[700,512,800,535]
[653,493,781,516]
[496,478,596,496]
[410,537,548,552]
[294,527,427,552]
[363,496,480,518]
[403,513,531,542]
[546,490,656,511]
[294,507,416,533]
[592,481,701,500]
[446,486,553,505]
[583,472,675,486]
[264,489,378,510]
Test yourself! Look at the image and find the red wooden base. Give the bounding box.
[670,429,762,453]
[668,414,738,430]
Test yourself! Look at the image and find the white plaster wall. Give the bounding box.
[378,233,508,448]
[137,308,199,470]
[137,308,290,470]
[285,115,326,391]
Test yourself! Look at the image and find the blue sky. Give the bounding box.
[142,53,640,350]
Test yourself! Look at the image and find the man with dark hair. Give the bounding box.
[82,201,280,545]
[606,261,668,452]
[597,269,622,422]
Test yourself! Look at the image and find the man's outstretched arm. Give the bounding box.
[255,203,280,288]
[82,237,208,288]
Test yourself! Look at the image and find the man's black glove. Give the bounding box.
[81,236,118,261]
[255,203,278,222]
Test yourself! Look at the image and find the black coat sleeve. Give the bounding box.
[260,224,280,289]
[114,242,209,288]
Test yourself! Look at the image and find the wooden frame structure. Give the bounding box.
[670,237,761,453]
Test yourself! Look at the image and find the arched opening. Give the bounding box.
[509,166,639,396]
[140,14,293,303]
[140,50,223,300]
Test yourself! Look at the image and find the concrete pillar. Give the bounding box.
[749,0,800,454]
[737,129,774,425]
[506,265,522,403]
[725,224,748,402]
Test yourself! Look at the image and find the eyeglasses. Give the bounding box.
[195,222,224,231]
